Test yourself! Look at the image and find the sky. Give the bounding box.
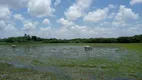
[0,0,142,39]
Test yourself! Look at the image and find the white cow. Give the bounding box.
[12,45,16,48]
[84,46,92,51]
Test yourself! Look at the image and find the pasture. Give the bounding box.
[0,43,142,80]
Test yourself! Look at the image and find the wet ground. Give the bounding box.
[0,44,141,80]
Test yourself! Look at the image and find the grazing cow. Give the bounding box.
[12,45,16,48]
[84,46,92,51]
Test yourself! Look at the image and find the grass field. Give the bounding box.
[0,43,142,80]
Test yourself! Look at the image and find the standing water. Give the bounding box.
[0,45,140,80]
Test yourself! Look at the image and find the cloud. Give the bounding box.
[55,18,115,38]
[0,6,11,20]
[0,20,21,38]
[130,0,142,5]
[42,19,50,25]
[39,27,52,38]
[22,21,38,34]
[108,12,116,19]
[37,25,117,39]
[65,5,82,21]
[0,0,28,9]
[54,0,61,7]
[4,26,21,38]
[115,5,139,21]
[108,4,116,9]
[13,14,24,21]
[83,4,116,23]
[0,20,6,30]
[83,8,109,22]
[64,0,92,20]
[118,24,142,36]
[113,5,139,26]
[0,0,141,39]
[4,24,18,32]
[57,18,75,27]
[40,27,51,32]
[28,0,54,17]
[0,5,20,37]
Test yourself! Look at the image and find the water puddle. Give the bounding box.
[0,45,139,80]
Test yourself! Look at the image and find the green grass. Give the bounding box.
[0,42,141,50]
[0,43,142,80]
[45,57,142,78]
[0,62,70,80]
[31,55,142,79]
[119,43,142,52]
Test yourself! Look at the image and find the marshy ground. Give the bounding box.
[0,43,142,80]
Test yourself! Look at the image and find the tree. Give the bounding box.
[32,36,37,41]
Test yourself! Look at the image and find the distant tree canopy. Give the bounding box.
[0,34,142,43]
[117,35,142,43]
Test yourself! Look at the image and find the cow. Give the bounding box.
[84,46,92,51]
[12,45,16,48]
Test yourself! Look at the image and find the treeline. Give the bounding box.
[0,34,142,43]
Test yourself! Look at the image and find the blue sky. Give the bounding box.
[0,0,142,39]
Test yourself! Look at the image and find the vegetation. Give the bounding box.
[0,62,61,80]
[0,34,142,79]
[0,34,142,43]
[0,43,142,79]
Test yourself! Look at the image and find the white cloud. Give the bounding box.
[65,0,92,20]
[0,20,6,30]
[37,24,118,39]
[54,0,61,7]
[4,24,18,32]
[57,18,75,27]
[83,8,109,22]
[118,24,142,36]
[22,22,37,34]
[115,5,139,21]
[112,21,128,27]
[113,5,139,26]
[0,6,11,20]
[83,4,117,23]
[0,1,141,39]
[108,4,116,9]
[100,21,110,26]
[65,5,82,20]
[0,0,29,9]
[40,27,51,32]
[69,25,93,38]
[28,0,54,17]
[0,20,21,38]
[39,27,52,38]
[13,14,24,21]
[0,6,15,34]
[108,12,116,19]
[42,19,50,25]
[130,0,142,5]
[54,17,116,38]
